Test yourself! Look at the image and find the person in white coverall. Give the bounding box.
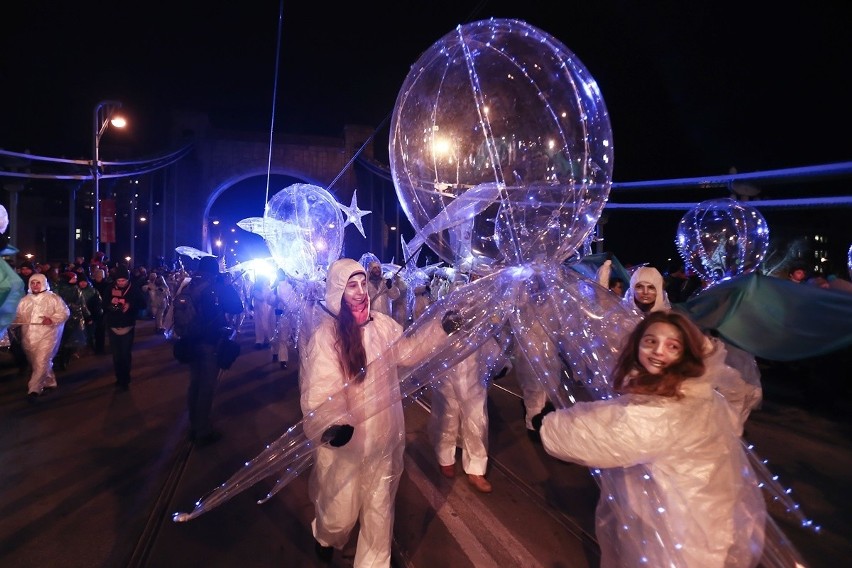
[300,258,453,567]
[271,269,298,370]
[622,265,671,315]
[428,274,510,493]
[537,311,766,568]
[14,273,70,401]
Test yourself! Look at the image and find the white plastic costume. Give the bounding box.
[272,277,298,365]
[429,334,508,475]
[623,265,671,314]
[540,339,766,568]
[300,258,441,567]
[14,274,70,395]
[365,260,400,317]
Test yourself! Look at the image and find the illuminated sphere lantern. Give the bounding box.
[676,198,769,286]
[847,243,851,280]
[390,18,614,275]
[262,183,344,281]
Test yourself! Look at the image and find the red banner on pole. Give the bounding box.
[100,198,116,243]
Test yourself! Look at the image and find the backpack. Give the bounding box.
[172,277,218,341]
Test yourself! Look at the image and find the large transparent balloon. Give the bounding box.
[175,20,806,568]
[237,183,344,282]
[390,18,613,275]
[675,198,769,286]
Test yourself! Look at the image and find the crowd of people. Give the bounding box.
[7,247,850,568]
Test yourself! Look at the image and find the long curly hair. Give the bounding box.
[336,299,368,383]
[612,311,707,398]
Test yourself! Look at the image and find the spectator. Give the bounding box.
[182,256,243,445]
[77,274,103,353]
[90,267,111,354]
[787,261,809,284]
[53,271,87,370]
[103,265,146,390]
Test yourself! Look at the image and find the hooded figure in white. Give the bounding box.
[14,273,70,396]
[300,258,446,567]
[539,311,766,568]
[623,265,671,314]
[364,259,400,317]
[428,273,511,493]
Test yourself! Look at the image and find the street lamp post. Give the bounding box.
[92,100,125,258]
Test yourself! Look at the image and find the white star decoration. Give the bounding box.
[336,190,371,238]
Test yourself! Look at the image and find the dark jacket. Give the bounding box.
[103,280,146,328]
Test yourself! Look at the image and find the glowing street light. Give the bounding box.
[92,100,126,257]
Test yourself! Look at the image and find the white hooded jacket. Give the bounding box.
[540,340,766,567]
[15,274,70,394]
[300,258,443,567]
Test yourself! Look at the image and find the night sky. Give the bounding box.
[2,1,849,268]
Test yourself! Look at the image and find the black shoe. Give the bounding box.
[27,392,40,404]
[272,354,278,362]
[527,429,542,444]
[314,540,333,563]
[115,382,130,392]
[254,343,263,350]
[194,430,223,447]
[280,361,288,370]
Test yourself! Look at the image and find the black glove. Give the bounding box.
[385,279,393,289]
[531,402,556,433]
[493,366,510,380]
[441,310,463,335]
[321,424,354,447]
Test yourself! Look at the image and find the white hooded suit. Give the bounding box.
[15,273,70,395]
[300,258,442,567]
[540,340,766,568]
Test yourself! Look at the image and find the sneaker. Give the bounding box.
[467,474,492,493]
[314,540,333,563]
[439,464,456,479]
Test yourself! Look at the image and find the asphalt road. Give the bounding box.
[1,318,849,567]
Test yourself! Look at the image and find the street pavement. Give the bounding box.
[0,318,849,567]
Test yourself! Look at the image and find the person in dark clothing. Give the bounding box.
[90,267,111,354]
[78,276,104,353]
[184,256,243,445]
[103,265,146,390]
[10,261,37,374]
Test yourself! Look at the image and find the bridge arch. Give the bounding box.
[161,111,378,261]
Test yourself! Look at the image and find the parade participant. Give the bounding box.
[13,273,70,402]
[623,265,671,314]
[537,311,766,567]
[300,258,454,566]
[364,256,400,317]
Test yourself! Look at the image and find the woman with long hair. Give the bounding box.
[539,311,766,567]
[300,258,450,567]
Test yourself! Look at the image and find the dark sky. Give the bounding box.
[3,1,848,179]
[2,2,849,269]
